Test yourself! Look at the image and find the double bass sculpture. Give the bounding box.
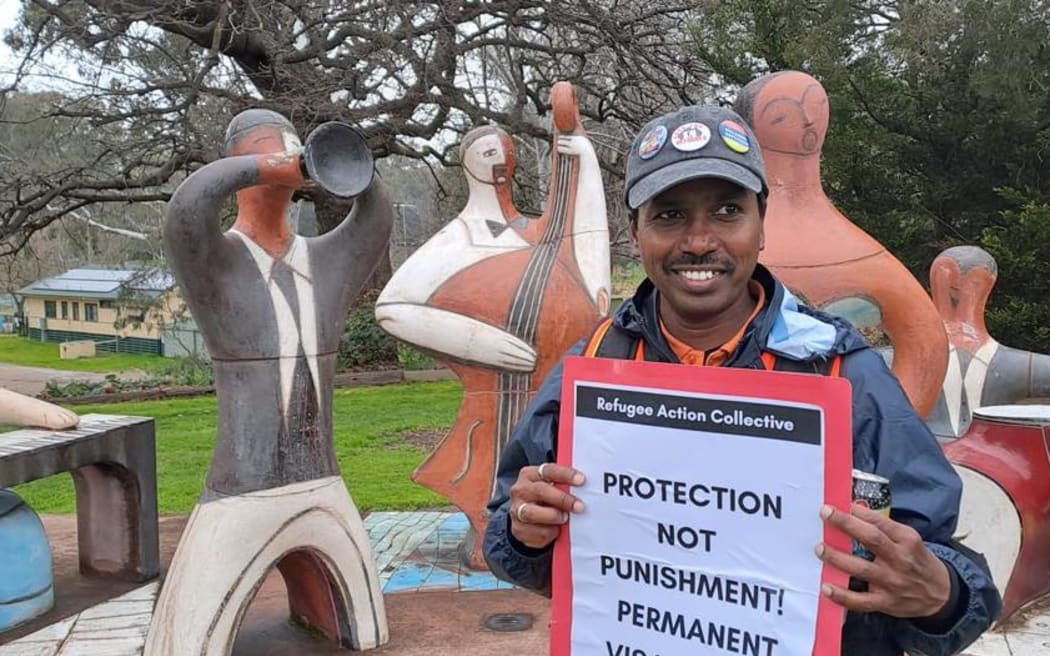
[377,82,611,568]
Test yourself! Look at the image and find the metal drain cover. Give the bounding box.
[483,612,535,632]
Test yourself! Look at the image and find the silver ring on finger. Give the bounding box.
[537,463,550,482]
[516,502,530,524]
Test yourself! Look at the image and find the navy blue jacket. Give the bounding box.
[484,265,1000,656]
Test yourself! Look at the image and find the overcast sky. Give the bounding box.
[1,0,20,71]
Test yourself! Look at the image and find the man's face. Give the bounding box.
[633,178,764,328]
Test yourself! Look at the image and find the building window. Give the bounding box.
[100,300,115,309]
[85,303,98,322]
[72,302,79,321]
[44,301,56,319]
[61,301,68,319]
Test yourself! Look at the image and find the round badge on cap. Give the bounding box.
[719,120,751,154]
[637,125,667,160]
[670,122,711,152]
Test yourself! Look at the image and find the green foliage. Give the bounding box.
[338,291,399,370]
[692,0,1050,348]
[612,260,647,298]
[980,193,1050,350]
[397,345,438,371]
[14,381,461,513]
[41,356,214,398]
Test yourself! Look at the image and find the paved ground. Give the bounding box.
[0,513,549,655]
[2,509,1048,654]
[0,363,112,396]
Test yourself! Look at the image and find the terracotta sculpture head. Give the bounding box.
[735,71,829,157]
[460,125,516,187]
[930,246,998,349]
[224,108,301,158]
[224,109,303,250]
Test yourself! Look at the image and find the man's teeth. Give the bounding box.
[680,270,718,281]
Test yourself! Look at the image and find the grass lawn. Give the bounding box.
[0,335,165,373]
[13,380,462,514]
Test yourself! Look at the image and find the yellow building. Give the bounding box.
[17,267,180,355]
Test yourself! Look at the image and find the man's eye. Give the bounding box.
[484,148,498,157]
[652,210,683,222]
[715,203,741,214]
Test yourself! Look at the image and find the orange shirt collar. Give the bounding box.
[660,280,767,366]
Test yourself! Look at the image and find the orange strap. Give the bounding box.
[588,322,842,377]
[761,352,776,370]
[828,355,842,378]
[583,318,614,357]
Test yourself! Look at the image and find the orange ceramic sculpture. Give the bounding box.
[376,82,610,568]
[928,246,1050,439]
[736,71,947,417]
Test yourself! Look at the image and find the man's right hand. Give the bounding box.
[509,463,586,549]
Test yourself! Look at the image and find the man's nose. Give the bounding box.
[678,218,718,253]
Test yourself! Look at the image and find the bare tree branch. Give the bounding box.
[2,0,708,245]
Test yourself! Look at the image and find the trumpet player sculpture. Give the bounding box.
[376,82,610,569]
[146,109,390,654]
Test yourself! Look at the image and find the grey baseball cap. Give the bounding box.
[624,105,768,210]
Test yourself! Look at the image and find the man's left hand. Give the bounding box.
[816,503,952,619]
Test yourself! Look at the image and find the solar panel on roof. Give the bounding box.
[20,268,174,295]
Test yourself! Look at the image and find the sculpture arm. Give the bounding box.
[0,388,78,430]
[375,303,536,372]
[558,135,611,313]
[823,261,948,417]
[314,178,395,306]
[163,154,301,267]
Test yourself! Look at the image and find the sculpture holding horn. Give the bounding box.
[145,109,391,655]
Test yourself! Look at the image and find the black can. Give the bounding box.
[852,469,891,559]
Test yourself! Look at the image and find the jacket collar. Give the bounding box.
[615,264,863,365]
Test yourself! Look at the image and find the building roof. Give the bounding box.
[16,267,175,300]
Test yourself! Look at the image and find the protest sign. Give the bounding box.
[551,356,853,656]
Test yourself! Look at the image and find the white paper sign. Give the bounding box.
[551,357,852,656]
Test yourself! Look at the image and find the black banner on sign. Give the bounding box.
[575,385,822,444]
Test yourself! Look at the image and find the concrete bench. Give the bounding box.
[59,341,96,360]
[0,414,159,581]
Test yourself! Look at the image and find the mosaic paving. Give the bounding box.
[4,511,1048,654]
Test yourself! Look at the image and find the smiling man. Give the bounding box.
[483,105,1000,655]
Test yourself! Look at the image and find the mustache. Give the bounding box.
[667,254,734,271]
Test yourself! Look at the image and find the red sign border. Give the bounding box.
[550,355,853,656]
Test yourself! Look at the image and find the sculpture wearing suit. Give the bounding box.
[735,71,948,418]
[146,109,391,654]
[928,245,1050,439]
[376,82,610,568]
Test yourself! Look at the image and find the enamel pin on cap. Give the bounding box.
[719,120,751,153]
[670,122,711,152]
[638,125,667,160]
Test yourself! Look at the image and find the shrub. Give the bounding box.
[338,290,399,370]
